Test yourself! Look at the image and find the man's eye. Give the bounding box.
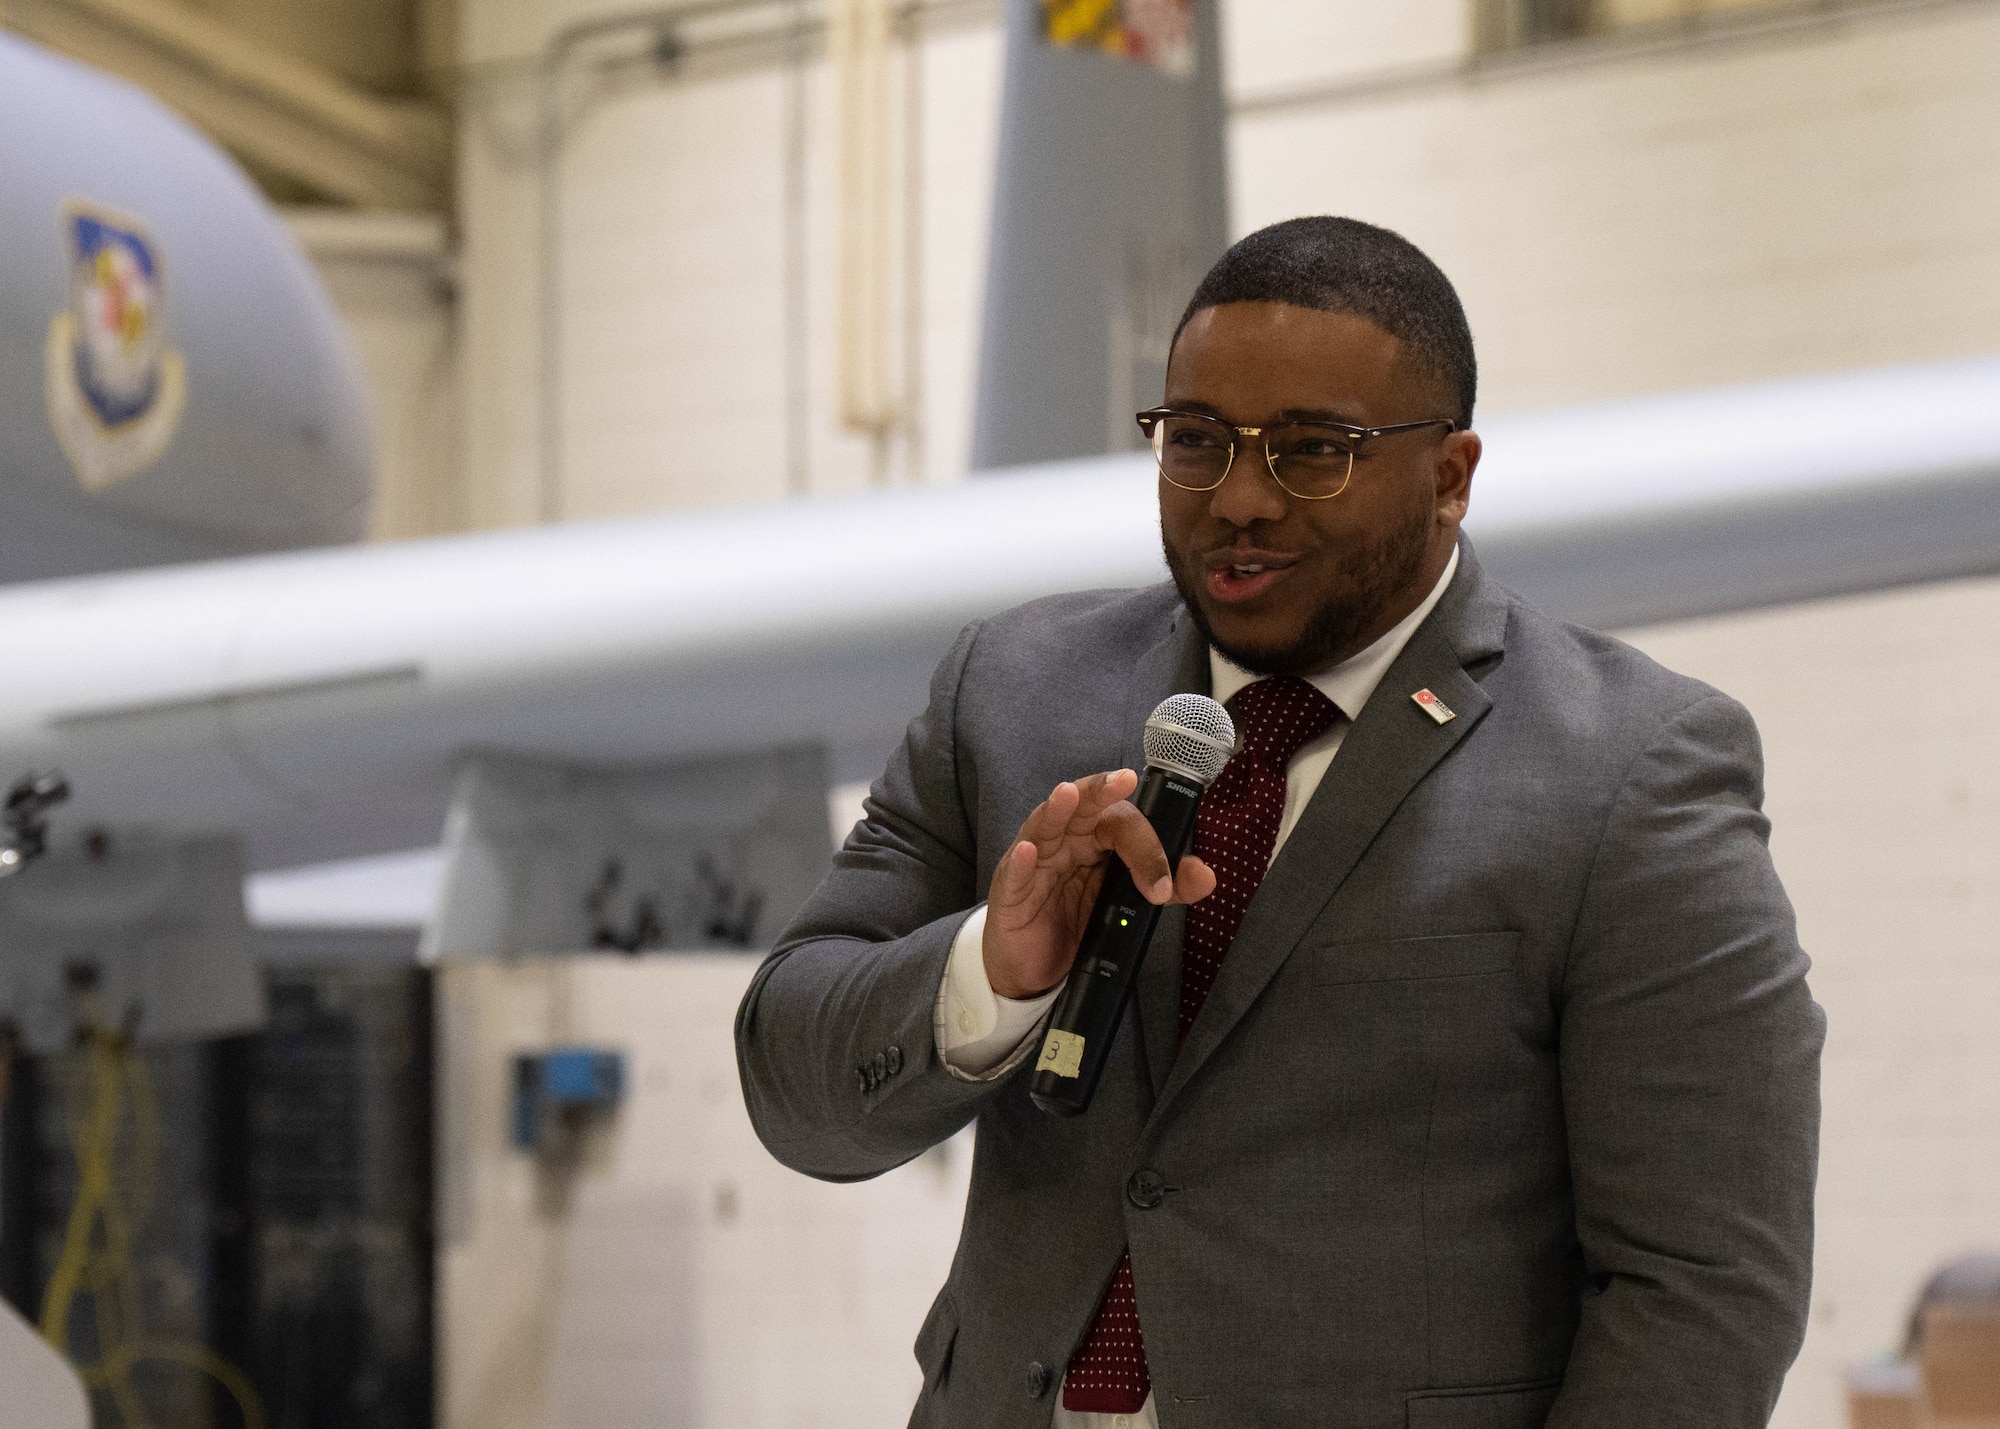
[1170,430,1222,449]
[1290,437,1350,458]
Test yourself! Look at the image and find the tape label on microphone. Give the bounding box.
[1035,1028,1085,1079]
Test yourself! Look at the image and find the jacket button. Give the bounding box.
[885,1044,903,1075]
[1127,1169,1166,1209]
[871,1052,887,1081]
[1026,1361,1052,1399]
[856,1067,871,1093]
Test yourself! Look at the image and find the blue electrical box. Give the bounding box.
[512,1046,625,1151]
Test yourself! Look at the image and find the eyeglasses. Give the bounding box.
[1135,407,1457,501]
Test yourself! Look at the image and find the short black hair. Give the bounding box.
[1174,216,1477,429]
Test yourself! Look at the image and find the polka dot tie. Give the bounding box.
[1058,1250,1150,1413]
[1062,676,1342,1415]
[1179,676,1342,1044]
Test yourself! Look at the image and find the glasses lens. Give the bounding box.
[1151,414,1234,491]
[1268,424,1357,499]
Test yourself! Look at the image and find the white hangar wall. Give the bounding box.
[1230,1,2000,416]
[452,1,1004,527]
[286,209,463,540]
[436,0,2000,529]
[435,955,972,1429]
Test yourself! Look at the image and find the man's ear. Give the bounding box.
[1435,429,1480,527]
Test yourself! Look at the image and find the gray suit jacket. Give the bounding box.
[735,541,1823,1429]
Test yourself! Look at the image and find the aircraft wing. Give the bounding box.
[0,351,1994,875]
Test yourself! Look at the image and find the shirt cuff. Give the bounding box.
[934,904,1063,1080]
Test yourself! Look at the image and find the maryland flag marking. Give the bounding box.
[1042,0,1195,75]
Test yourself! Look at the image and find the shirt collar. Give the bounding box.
[1209,544,1460,723]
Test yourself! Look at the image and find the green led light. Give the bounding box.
[1119,917,1130,927]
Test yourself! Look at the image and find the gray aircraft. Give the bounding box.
[0,25,1997,985]
[0,33,369,584]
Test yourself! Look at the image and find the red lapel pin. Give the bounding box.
[1412,688,1456,725]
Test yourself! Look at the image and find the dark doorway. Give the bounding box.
[0,961,433,1429]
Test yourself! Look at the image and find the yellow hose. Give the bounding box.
[85,1341,266,1429]
[38,1032,122,1353]
[36,1028,268,1429]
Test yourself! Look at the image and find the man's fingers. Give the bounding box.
[1019,771,1136,851]
[1172,855,1217,906]
[1022,781,1082,846]
[988,838,1040,910]
[1069,768,1138,817]
[1095,801,1174,902]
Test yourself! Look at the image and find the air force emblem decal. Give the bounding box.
[44,199,188,492]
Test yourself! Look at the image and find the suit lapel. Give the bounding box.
[1142,543,1511,1133]
[1120,605,1209,1105]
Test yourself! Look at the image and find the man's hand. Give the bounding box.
[983,769,1217,999]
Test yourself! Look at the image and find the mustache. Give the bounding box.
[1161,514,1431,677]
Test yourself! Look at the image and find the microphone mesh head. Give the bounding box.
[1143,694,1236,786]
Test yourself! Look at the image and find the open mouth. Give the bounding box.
[1203,552,1299,605]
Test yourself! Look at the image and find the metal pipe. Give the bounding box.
[535,0,790,525]
[532,0,975,520]
[832,0,899,464]
[783,0,811,497]
[900,0,925,483]
[1234,0,1997,119]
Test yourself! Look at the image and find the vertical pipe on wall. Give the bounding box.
[834,0,901,481]
[533,1,769,525]
[530,0,940,512]
[784,0,812,497]
[535,47,566,525]
[900,1,925,485]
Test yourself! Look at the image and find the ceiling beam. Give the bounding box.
[5,0,449,209]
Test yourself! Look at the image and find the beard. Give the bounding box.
[1163,502,1434,678]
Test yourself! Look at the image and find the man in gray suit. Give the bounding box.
[736,217,1823,1428]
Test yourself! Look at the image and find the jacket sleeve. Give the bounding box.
[1549,692,1824,1428]
[734,619,1017,1181]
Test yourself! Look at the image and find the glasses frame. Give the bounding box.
[1135,406,1458,500]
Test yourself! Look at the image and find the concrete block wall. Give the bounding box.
[454,1,1002,527]
[435,955,972,1429]
[285,209,461,540]
[443,0,2000,527]
[1232,2,2000,415]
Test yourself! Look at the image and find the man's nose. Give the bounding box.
[1207,448,1289,527]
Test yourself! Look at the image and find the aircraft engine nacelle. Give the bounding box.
[0,34,372,583]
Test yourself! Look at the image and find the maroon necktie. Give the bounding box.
[1062,677,1343,1414]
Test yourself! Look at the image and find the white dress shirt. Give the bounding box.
[928,549,1458,1428]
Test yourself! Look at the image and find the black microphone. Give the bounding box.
[1029,693,1236,1117]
